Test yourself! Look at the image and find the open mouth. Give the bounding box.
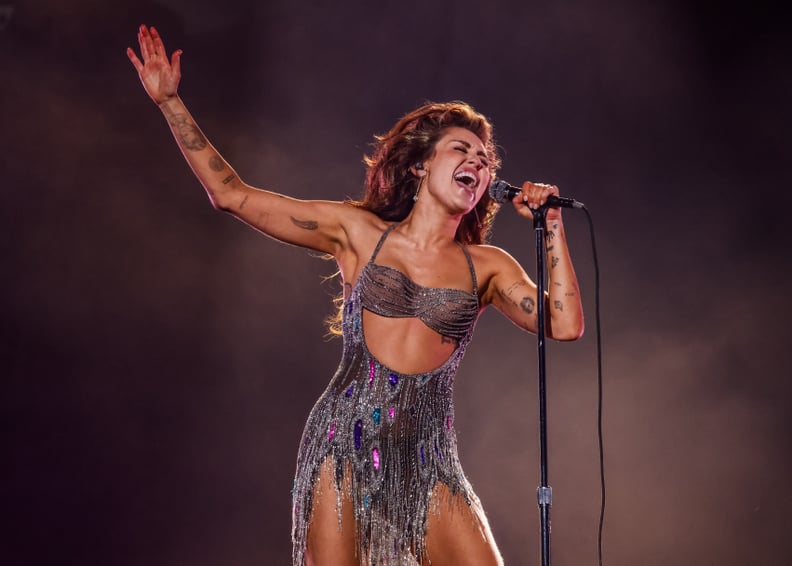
[454,170,478,191]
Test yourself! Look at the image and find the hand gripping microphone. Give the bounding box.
[489,179,584,209]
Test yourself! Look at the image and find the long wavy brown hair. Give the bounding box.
[327,101,502,335]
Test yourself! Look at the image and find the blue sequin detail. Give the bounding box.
[354,419,363,449]
[372,408,381,425]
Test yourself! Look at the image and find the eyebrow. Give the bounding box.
[450,139,488,159]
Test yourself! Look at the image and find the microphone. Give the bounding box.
[489,179,584,209]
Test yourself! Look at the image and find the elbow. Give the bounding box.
[552,321,585,342]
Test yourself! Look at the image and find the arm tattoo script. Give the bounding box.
[290,216,319,230]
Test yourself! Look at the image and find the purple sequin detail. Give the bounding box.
[419,446,426,466]
[328,422,336,441]
[369,359,376,387]
[388,373,399,388]
[372,447,381,470]
[345,385,354,398]
[354,419,363,449]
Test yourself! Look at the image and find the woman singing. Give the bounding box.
[128,24,583,566]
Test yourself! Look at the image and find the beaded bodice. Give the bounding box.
[291,223,482,565]
[357,224,479,342]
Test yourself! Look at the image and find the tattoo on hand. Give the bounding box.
[222,174,236,185]
[551,256,559,268]
[209,155,225,172]
[290,216,319,230]
[169,113,207,151]
[553,300,563,311]
[520,296,535,314]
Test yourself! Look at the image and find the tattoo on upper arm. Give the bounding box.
[168,113,207,151]
[222,174,236,185]
[208,155,225,172]
[290,216,319,230]
[520,296,535,314]
[551,257,559,268]
[553,300,563,311]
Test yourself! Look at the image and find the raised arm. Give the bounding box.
[126,25,353,256]
[484,181,584,341]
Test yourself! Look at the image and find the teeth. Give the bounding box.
[454,171,477,188]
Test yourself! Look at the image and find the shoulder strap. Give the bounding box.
[458,243,479,297]
[369,223,399,263]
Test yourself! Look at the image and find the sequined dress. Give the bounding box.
[291,224,481,565]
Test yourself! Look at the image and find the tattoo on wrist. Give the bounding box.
[222,174,236,185]
[208,155,225,172]
[290,216,319,230]
[239,195,249,209]
[520,296,535,314]
[553,300,563,311]
[169,113,207,151]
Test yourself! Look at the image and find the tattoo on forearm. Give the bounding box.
[520,296,535,314]
[553,300,563,311]
[168,113,207,151]
[290,216,319,230]
[222,174,236,185]
[553,282,562,287]
[551,257,559,268]
[546,230,556,242]
[208,155,225,172]
[239,195,249,209]
[547,245,555,252]
[565,292,577,297]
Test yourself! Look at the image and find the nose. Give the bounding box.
[467,154,484,170]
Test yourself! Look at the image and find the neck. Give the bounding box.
[397,200,464,250]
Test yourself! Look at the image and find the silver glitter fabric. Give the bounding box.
[291,224,481,565]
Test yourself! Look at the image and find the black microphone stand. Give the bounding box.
[532,205,553,566]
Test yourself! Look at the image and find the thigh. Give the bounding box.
[305,459,358,566]
[423,483,503,566]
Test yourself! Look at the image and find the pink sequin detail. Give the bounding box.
[389,406,395,419]
[372,447,381,470]
[369,359,376,387]
[328,422,336,441]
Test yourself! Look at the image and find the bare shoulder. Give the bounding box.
[333,204,392,283]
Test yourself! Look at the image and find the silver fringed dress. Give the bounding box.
[291,223,482,565]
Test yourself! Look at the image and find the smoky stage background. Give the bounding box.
[2,0,791,564]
